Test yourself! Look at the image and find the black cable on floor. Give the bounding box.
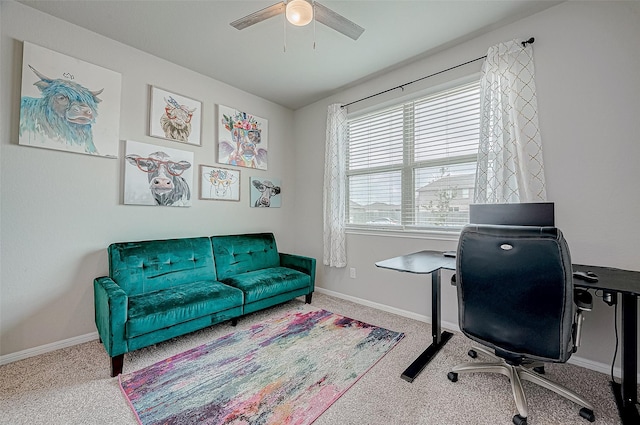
[610,300,619,384]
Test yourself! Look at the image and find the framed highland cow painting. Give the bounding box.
[19,42,122,158]
[149,86,202,146]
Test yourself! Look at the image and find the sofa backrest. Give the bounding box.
[211,233,280,280]
[108,237,216,296]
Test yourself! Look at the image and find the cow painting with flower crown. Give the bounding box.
[218,106,268,170]
[201,166,240,201]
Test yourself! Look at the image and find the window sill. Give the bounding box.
[345,226,461,241]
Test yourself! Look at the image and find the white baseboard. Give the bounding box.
[0,331,99,366]
[1,291,632,381]
[567,355,622,380]
[315,287,461,332]
[315,287,630,380]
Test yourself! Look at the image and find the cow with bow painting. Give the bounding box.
[20,65,103,154]
[149,87,201,146]
[160,96,196,143]
[124,141,194,207]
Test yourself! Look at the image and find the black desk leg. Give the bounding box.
[612,293,640,424]
[401,269,453,383]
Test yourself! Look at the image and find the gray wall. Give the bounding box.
[1,1,639,378]
[0,2,300,358]
[293,1,640,375]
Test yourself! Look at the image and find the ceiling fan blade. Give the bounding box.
[314,2,364,40]
[230,2,286,30]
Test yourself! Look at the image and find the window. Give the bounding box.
[346,80,480,231]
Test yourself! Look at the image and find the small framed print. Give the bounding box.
[149,86,202,146]
[250,177,281,208]
[200,165,240,201]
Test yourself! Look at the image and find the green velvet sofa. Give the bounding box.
[94,233,315,376]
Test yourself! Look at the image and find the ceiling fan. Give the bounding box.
[230,0,365,41]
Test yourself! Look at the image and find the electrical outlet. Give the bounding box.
[349,268,356,279]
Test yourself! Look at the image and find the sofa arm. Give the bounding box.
[279,253,316,291]
[93,276,128,357]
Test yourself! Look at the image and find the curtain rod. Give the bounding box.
[341,37,535,109]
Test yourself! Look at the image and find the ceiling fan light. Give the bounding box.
[286,0,313,26]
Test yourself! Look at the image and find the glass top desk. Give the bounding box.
[376,252,640,425]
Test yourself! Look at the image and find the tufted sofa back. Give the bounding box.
[108,237,217,296]
[211,233,280,280]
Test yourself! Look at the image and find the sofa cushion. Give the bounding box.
[109,237,217,296]
[126,280,243,338]
[220,267,310,303]
[211,233,280,280]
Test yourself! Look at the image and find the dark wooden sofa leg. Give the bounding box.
[111,354,124,377]
[305,293,313,304]
[231,318,238,326]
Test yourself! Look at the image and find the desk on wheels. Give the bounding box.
[376,252,640,425]
[375,250,455,382]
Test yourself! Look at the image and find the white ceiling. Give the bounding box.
[17,0,561,110]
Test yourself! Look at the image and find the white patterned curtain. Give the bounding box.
[323,104,347,267]
[475,39,547,203]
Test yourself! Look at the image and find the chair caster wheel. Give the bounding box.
[512,414,527,425]
[468,349,477,358]
[579,407,595,422]
[533,365,545,374]
[447,372,458,382]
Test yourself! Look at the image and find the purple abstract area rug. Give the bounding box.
[119,307,404,425]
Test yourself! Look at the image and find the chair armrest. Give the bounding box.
[279,253,316,291]
[93,276,128,357]
[572,289,593,351]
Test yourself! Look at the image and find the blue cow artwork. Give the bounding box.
[20,65,105,154]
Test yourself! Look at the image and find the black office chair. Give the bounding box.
[447,224,595,425]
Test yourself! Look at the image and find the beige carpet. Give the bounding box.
[0,292,630,424]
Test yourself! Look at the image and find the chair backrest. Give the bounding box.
[456,224,575,363]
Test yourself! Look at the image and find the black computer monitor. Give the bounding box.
[469,202,555,226]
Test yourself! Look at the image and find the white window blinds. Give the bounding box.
[346,80,480,230]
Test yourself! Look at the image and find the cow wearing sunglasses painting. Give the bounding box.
[125,151,191,206]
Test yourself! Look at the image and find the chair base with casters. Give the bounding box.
[447,346,595,425]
